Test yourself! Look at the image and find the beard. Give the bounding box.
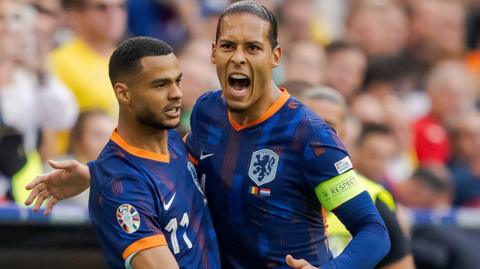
[135,107,180,130]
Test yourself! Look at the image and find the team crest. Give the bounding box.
[116,204,140,234]
[248,149,279,186]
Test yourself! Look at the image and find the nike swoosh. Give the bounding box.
[199,153,214,160]
[162,192,176,211]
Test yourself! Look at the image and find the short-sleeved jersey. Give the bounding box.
[89,130,220,269]
[185,89,363,268]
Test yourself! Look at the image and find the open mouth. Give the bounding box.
[164,106,181,118]
[228,73,251,96]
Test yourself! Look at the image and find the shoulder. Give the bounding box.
[89,141,148,188]
[190,90,225,128]
[50,39,79,62]
[167,129,188,153]
[192,90,224,113]
[295,101,340,143]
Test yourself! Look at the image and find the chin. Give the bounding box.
[225,100,250,113]
[162,118,181,129]
[138,116,180,131]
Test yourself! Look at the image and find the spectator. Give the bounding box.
[51,0,127,117]
[396,165,453,209]
[0,0,78,153]
[177,38,219,135]
[0,0,78,204]
[66,110,115,164]
[352,123,398,186]
[283,41,326,86]
[277,0,330,47]
[324,40,367,102]
[406,0,466,71]
[449,111,480,207]
[279,80,314,98]
[413,59,476,165]
[50,110,115,207]
[345,0,409,56]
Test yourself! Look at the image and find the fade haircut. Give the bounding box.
[215,0,279,49]
[109,37,173,86]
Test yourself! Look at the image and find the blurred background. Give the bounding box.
[1,0,480,268]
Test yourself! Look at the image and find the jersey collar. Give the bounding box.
[228,88,291,132]
[110,130,170,163]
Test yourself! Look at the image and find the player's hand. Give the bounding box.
[24,160,91,215]
[286,255,319,269]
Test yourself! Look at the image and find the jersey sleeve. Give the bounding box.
[302,127,365,210]
[89,174,167,264]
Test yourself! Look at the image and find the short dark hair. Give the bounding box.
[109,37,173,86]
[357,122,393,145]
[412,166,452,193]
[362,55,410,88]
[215,0,278,49]
[325,40,364,56]
[61,0,86,10]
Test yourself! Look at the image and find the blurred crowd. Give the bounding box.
[1,0,480,266]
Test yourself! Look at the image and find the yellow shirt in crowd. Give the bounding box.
[50,38,118,116]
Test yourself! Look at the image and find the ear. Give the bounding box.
[113,82,130,105]
[211,42,217,64]
[271,45,281,68]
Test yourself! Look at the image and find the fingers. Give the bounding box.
[32,190,51,212]
[48,159,77,170]
[24,183,47,206]
[286,255,294,266]
[286,255,310,268]
[25,173,49,190]
[44,197,58,216]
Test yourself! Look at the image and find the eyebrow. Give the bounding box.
[245,41,263,47]
[149,73,183,86]
[218,39,263,46]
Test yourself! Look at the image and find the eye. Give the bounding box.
[154,82,166,88]
[247,45,259,52]
[176,78,182,86]
[220,43,233,50]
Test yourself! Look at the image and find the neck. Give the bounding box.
[117,114,169,155]
[77,33,116,58]
[230,84,282,125]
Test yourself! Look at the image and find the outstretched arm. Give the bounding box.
[24,159,91,215]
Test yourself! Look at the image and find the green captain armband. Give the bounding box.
[314,170,365,211]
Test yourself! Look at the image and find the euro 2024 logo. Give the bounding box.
[248,149,279,186]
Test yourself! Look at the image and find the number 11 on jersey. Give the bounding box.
[165,213,193,254]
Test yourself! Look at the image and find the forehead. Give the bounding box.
[218,13,270,42]
[139,54,180,77]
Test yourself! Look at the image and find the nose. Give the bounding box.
[230,47,246,65]
[169,83,183,100]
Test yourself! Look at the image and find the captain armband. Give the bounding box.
[314,170,365,211]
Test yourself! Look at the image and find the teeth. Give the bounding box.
[230,74,248,79]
